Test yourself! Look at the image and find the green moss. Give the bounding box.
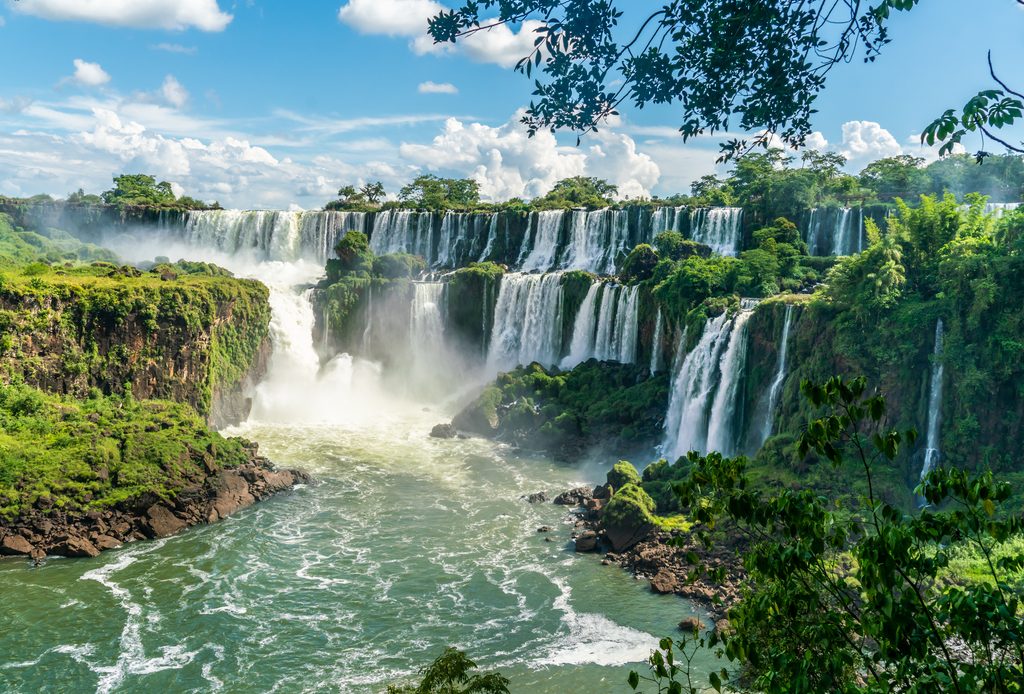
[607,460,641,490]
[604,482,657,529]
[0,383,251,520]
[0,260,270,417]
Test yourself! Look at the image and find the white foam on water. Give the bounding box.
[537,575,658,667]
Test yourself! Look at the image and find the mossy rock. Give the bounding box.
[602,482,657,552]
[607,460,641,490]
[452,386,503,437]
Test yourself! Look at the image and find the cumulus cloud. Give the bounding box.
[399,112,659,201]
[160,76,189,109]
[71,59,111,87]
[418,81,458,95]
[339,0,539,67]
[13,0,232,32]
[837,120,902,168]
[337,0,443,36]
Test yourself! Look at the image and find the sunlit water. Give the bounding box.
[0,406,714,692]
[0,234,716,692]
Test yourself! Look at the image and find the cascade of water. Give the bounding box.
[487,273,565,372]
[479,214,499,262]
[361,285,374,354]
[705,302,757,456]
[561,282,602,369]
[177,210,368,263]
[410,283,446,351]
[834,207,853,257]
[592,285,618,362]
[371,210,436,263]
[662,312,735,460]
[613,285,641,364]
[650,207,685,236]
[760,304,795,445]
[920,320,946,491]
[805,208,821,256]
[690,208,743,256]
[520,211,566,272]
[982,202,1022,217]
[650,308,664,375]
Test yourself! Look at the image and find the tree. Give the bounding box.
[428,2,1024,161]
[657,376,1024,694]
[859,156,928,202]
[330,231,374,277]
[533,176,618,208]
[399,175,480,210]
[386,648,510,694]
[361,181,386,204]
[689,175,735,207]
[101,174,177,209]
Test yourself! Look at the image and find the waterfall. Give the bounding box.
[650,207,686,236]
[371,210,435,263]
[662,301,758,460]
[804,207,865,256]
[650,308,663,374]
[689,208,743,256]
[919,320,946,491]
[559,209,633,275]
[705,302,757,456]
[982,202,1022,217]
[361,285,374,354]
[172,210,368,263]
[487,273,565,372]
[562,282,602,368]
[411,283,446,352]
[520,211,566,272]
[479,214,499,262]
[760,304,795,445]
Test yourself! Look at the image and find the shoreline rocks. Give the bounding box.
[0,455,310,562]
[557,482,746,621]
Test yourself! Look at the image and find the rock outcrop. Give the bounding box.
[0,453,310,561]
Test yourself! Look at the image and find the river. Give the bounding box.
[0,243,714,693]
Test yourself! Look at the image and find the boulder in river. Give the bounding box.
[650,569,680,594]
[554,486,593,506]
[522,492,549,504]
[602,483,657,552]
[430,423,457,439]
[678,616,707,633]
[0,534,35,556]
[574,530,598,552]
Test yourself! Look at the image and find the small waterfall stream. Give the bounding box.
[487,273,566,372]
[760,304,795,445]
[920,320,946,493]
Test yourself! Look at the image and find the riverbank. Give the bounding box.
[0,452,309,561]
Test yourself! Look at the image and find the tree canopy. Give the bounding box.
[399,174,481,210]
[428,1,1024,161]
[100,174,216,211]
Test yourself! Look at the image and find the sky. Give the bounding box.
[0,0,1021,209]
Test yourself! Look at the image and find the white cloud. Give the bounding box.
[418,81,458,95]
[71,59,111,87]
[803,131,829,151]
[339,0,540,67]
[337,0,442,36]
[151,43,198,55]
[838,120,902,168]
[399,112,660,201]
[13,0,232,31]
[160,75,189,109]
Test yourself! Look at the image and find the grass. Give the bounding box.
[0,383,252,520]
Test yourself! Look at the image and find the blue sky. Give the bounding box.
[0,0,1021,209]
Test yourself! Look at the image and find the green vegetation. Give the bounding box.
[0,229,270,419]
[101,174,219,211]
[638,377,1024,693]
[0,383,252,520]
[325,181,387,211]
[399,174,481,210]
[386,648,510,694]
[607,460,642,490]
[453,361,670,458]
[532,176,618,209]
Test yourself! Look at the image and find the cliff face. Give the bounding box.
[0,266,271,428]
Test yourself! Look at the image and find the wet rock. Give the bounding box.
[430,423,458,439]
[52,536,100,558]
[554,486,592,506]
[714,618,733,636]
[144,505,187,538]
[536,526,553,533]
[93,535,123,551]
[574,530,598,552]
[650,569,680,594]
[522,492,548,504]
[1,534,35,556]
[678,617,706,633]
